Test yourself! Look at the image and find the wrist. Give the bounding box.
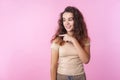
[71,37,77,43]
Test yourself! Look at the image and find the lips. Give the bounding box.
[65,25,71,29]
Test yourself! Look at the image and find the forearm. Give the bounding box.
[72,38,90,64]
[50,66,57,80]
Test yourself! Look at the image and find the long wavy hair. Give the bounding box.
[51,6,90,47]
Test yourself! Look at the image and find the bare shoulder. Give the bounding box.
[85,37,90,42]
[52,37,61,44]
[83,37,90,46]
[51,37,61,50]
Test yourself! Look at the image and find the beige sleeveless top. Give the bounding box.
[51,41,90,76]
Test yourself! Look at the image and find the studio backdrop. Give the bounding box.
[0,0,120,80]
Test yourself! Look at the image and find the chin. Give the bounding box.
[66,28,73,32]
[66,29,71,32]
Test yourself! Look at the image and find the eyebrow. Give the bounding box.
[63,17,73,19]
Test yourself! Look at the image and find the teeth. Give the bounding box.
[66,26,71,29]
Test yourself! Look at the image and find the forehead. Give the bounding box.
[62,12,73,18]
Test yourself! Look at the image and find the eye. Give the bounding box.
[63,18,66,22]
[68,17,73,21]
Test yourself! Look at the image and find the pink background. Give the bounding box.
[0,0,120,80]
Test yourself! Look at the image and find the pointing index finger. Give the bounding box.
[59,34,65,37]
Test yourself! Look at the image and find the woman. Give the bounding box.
[50,6,90,80]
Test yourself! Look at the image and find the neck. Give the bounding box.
[67,31,74,36]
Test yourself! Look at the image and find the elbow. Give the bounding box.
[50,64,58,71]
[84,59,90,64]
[83,57,90,64]
[84,53,90,64]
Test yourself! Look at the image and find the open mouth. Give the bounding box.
[65,25,71,29]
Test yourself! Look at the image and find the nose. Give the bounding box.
[65,21,69,25]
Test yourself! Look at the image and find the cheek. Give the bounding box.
[63,22,65,26]
[70,21,74,26]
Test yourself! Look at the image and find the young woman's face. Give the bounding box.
[62,12,74,32]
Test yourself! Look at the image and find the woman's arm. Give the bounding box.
[72,38,90,64]
[50,43,59,80]
[59,34,90,64]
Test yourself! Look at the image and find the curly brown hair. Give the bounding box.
[51,6,90,47]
